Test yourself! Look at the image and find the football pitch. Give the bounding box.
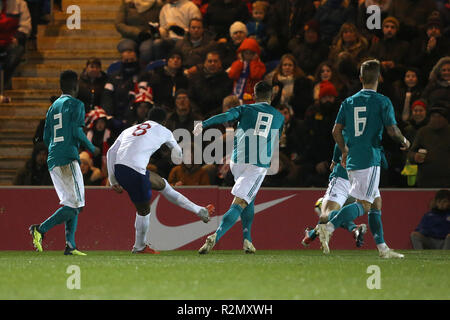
[1,250,449,300]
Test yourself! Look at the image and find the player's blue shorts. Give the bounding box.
[114,164,152,203]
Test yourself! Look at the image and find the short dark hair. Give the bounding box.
[86,57,101,68]
[189,17,203,27]
[60,70,78,93]
[148,107,167,124]
[360,59,380,85]
[254,81,272,100]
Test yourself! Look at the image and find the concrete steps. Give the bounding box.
[12,77,59,90]
[16,63,89,77]
[1,0,120,184]
[37,36,120,50]
[2,90,60,102]
[0,116,44,130]
[0,102,49,117]
[38,23,121,38]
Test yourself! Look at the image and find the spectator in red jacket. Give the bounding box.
[228,37,266,104]
[0,0,31,90]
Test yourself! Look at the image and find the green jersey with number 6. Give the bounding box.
[202,102,284,168]
[43,94,94,171]
[335,89,397,170]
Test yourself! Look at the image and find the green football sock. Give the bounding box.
[216,204,244,242]
[240,200,254,242]
[329,209,356,232]
[39,206,78,234]
[65,213,79,249]
[368,209,385,245]
[329,202,364,229]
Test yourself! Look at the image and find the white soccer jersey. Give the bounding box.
[107,121,182,185]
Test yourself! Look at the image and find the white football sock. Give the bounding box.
[160,178,203,214]
[134,213,149,250]
[377,243,389,252]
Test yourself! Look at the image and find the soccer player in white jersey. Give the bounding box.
[107,107,215,253]
[193,81,284,254]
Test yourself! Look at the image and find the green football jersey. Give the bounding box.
[203,102,285,168]
[43,95,93,170]
[329,144,348,181]
[335,89,397,170]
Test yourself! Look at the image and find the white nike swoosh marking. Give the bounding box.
[146,194,296,250]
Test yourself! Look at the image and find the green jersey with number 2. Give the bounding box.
[44,95,88,171]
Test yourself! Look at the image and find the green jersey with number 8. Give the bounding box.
[44,94,94,171]
[335,89,397,170]
[202,102,284,168]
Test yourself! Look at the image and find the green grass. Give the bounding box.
[0,250,449,300]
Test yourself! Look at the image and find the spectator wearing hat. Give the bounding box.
[85,107,113,176]
[356,0,392,46]
[165,89,203,134]
[228,38,266,104]
[422,56,450,108]
[102,46,140,135]
[409,13,450,78]
[115,0,163,67]
[203,0,250,41]
[188,50,234,118]
[126,87,154,126]
[410,189,450,250]
[301,80,340,187]
[216,21,249,70]
[288,19,329,77]
[174,18,217,71]
[79,151,103,186]
[139,49,188,112]
[388,0,436,41]
[392,67,424,123]
[407,103,450,188]
[265,53,313,119]
[266,0,315,57]
[368,16,410,84]
[403,99,428,143]
[77,58,108,113]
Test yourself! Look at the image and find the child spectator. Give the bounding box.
[410,189,450,250]
[246,1,269,48]
[403,100,428,143]
[313,61,343,102]
[228,38,266,104]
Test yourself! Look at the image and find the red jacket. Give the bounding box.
[0,0,31,48]
[228,38,266,103]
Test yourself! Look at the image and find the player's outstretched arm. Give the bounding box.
[386,124,410,150]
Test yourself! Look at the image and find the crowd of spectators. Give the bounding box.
[7,0,450,189]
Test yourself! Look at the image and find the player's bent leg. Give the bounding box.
[158,177,212,222]
[199,197,247,254]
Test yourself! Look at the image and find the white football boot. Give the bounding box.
[198,233,217,254]
[243,239,256,254]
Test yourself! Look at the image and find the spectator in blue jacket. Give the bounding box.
[410,189,450,249]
